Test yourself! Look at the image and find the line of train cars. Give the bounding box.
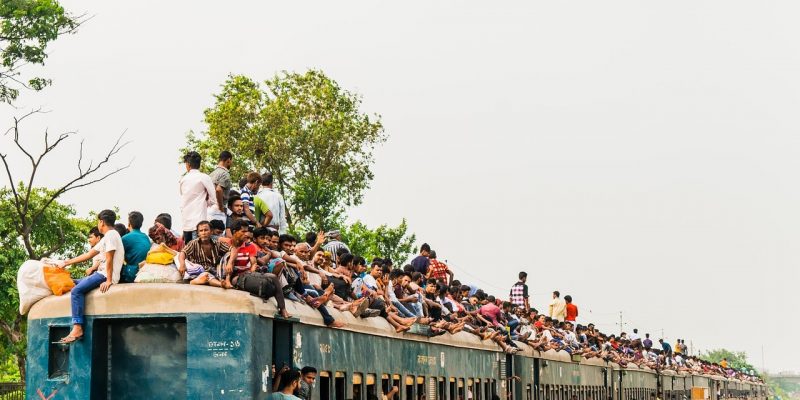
[25,284,768,400]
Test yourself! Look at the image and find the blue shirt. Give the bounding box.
[122,229,151,266]
[410,255,430,275]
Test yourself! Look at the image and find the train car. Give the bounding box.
[24,284,769,400]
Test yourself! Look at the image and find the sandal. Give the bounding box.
[56,335,83,344]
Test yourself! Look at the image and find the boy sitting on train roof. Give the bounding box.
[53,209,125,344]
[177,220,231,288]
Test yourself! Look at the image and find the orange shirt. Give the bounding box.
[565,303,578,321]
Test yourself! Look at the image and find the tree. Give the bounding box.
[0,186,93,380]
[0,0,83,103]
[699,348,758,373]
[186,70,386,230]
[0,110,130,380]
[338,219,416,265]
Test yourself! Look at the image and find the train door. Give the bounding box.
[89,317,187,400]
[272,320,293,370]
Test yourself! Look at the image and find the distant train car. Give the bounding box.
[24,284,768,400]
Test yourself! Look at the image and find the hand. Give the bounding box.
[315,230,325,246]
[100,281,113,293]
[225,263,233,274]
[178,266,186,276]
[85,266,97,276]
[218,205,225,213]
[56,260,67,269]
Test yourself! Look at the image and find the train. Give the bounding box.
[25,284,769,400]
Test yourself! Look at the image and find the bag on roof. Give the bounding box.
[17,260,54,315]
[134,263,181,283]
[42,265,75,296]
[234,272,277,300]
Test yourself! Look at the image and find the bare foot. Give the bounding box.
[329,320,346,329]
[398,316,417,325]
[395,325,410,333]
[280,309,292,319]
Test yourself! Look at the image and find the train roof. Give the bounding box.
[28,284,523,353]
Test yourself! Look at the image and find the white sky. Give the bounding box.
[1,1,797,372]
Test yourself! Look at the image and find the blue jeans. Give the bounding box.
[392,300,416,318]
[71,273,107,325]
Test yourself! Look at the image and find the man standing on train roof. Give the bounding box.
[208,150,233,226]
[426,250,453,285]
[659,338,673,356]
[564,295,578,326]
[256,171,288,234]
[643,333,653,350]
[509,271,529,310]
[180,151,217,244]
[548,290,567,321]
[55,209,125,344]
[410,243,431,276]
[630,328,640,342]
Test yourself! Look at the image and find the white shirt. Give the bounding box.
[549,297,566,320]
[92,230,125,284]
[179,169,217,232]
[256,187,287,234]
[630,332,640,341]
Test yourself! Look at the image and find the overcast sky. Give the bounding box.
[1,1,797,372]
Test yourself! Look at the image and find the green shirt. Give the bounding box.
[254,196,271,225]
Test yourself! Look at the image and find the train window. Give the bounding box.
[428,377,438,400]
[406,376,415,400]
[526,384,532,400]
[320,372,332,400]
[451,378,457,400]
[417,376,426,400]
[383,374,391,399]
[335,372,346,400]
[486,380,493,400]
[438,378,446,400]
[353,373,363,400]
[367,374,377,400]
[48,326,71,379]
[476,380,483,400]
[458,378,465,400]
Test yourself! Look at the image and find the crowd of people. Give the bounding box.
[49,150,762,385]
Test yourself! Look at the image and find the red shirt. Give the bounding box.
[428,259,450,284]
[565,303,578,321]
[232,242,258,279]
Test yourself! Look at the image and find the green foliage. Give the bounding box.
[338,219,416,265]
[699,348,758,373]
[185,70,386,230]
[0,0,81,103]
[0,185,92,380]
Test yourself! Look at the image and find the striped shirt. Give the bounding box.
[323,240,350,263]
[182,237,230,272]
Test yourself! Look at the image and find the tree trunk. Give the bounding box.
[15,351,25,382]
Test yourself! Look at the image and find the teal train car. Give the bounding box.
[25,284,768,400]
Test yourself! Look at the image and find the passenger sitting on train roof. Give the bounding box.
[120,211,150,283]
[224,196,248,238]
[177,220,230,287]
[55,209,124,344]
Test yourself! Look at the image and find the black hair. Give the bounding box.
[300,366,317,375]
[228,195,242,208]
[339,253,354,266]
[305,232,317,245]
[196,220,211,231]
[97,209,116,227]
[279,234,297,247]
[381,265,391,275]
[519,271,527,279]
[371,257,383,267]
[128,211,144,230]
[88,227,103,238]
[114,223,128,237]
[411,272,423,282]
[253,227,269,239]
[183,151,202,169]
[155,213,173,229]
[219,150,233,161]
[354,256,366,267]
[420,243,431,252]
[232,219,250,232]
[209,219,225,232]
[553,290,560,297]
[402,264,414,274]
[266,228,280,238]
[564,295,572,303]
[276,368,301,391]
[451,280,461,287]
[487,295,496,303]
[238,177,247,190]
[261,172,274,186]
[389,269,403,280]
